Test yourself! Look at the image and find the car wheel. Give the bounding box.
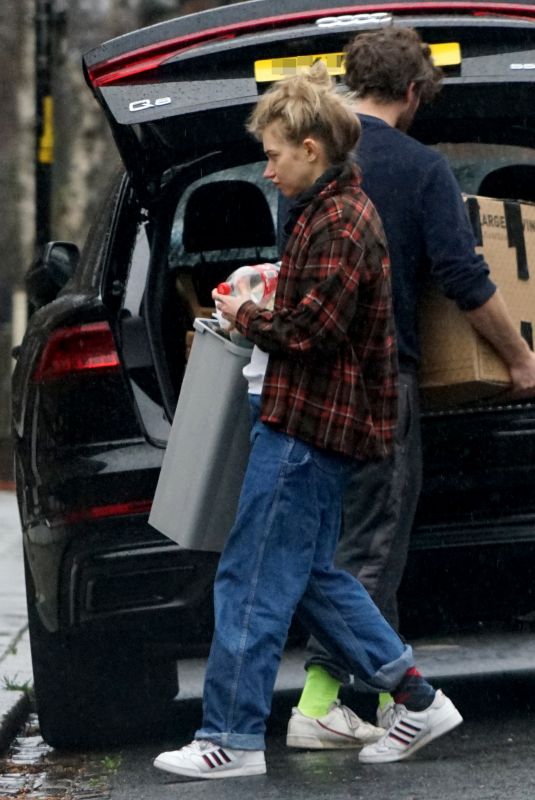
[24,555,178,749]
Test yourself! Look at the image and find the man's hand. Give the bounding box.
[465,290,535,400]
[508,350,535,395]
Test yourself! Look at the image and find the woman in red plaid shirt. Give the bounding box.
[154,62,461,780]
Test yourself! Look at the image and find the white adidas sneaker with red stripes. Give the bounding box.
[286,700,385,749]
[359,690,463,763]
[154,739,266,779]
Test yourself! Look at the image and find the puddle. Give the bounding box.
[0,715,114,800]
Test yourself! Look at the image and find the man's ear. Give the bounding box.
[407,81,421,105]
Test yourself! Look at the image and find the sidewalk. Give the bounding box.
[0,489,33,752]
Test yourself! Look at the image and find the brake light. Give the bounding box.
[33,321,120,383]
[87,3,535,87]
[63,499,153,525]
[90,35,236,87]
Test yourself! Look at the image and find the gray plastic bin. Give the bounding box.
[149,318,253,552]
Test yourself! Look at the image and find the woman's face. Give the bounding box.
[262,121,327,198]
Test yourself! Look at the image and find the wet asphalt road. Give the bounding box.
[103,673,534,800]
[3,653,535,800]
[2,672,535,799]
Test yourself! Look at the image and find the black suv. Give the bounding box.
[12,0,535,748]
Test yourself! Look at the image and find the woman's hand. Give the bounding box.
[212,280,250,328]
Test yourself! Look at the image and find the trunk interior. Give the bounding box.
[108,17,535,547]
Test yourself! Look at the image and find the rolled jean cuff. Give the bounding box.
[358,644,414,693]
[195,728,266,751]
[304,650,352,686]
[307,643,414,693]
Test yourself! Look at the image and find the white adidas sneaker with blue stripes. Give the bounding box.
[154,739,266,779]
[359,690,463,763]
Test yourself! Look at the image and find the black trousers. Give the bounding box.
[305,371,423,684]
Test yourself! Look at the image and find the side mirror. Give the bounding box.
[25,241,80,310]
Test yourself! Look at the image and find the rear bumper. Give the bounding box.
[24,514,219,650]
[412,513,535,550]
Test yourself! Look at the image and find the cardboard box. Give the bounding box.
[419,195,535,409]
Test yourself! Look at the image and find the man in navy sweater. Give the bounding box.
[285,26,535,756]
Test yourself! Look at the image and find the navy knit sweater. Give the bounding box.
[278,114,496,368]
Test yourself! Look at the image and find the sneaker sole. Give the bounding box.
[286,735,372,750]
[359,705,463,764]
[286,733,381,750]
[153,756,266,779]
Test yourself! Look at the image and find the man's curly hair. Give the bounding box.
[344,27,443,104]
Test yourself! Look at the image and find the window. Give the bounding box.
[168,162,279,271]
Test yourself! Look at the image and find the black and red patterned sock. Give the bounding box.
[393,667,436,711]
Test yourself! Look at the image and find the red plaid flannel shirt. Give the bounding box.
[235,164,398,460]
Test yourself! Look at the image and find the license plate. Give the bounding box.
[254,43,461,82]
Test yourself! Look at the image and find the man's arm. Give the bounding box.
[464,289,535,392]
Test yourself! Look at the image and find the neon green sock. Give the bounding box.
[297,665,342,718]
[379,692,393,709]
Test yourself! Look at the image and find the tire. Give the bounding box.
[24,556,178,749]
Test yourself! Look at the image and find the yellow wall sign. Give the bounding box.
[254,43,461,82]
[38,95,54,165]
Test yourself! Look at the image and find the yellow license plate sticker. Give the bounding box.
[254,52,346,82]
[254,43,461,82]
[429,42,461,67]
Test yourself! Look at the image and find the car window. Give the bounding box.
[168,161,280,270]
[433,142,535,199]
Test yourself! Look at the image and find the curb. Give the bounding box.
[0,628,33,753]
[0,691,31,754]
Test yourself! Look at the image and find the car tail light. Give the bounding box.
[32,321,120,383]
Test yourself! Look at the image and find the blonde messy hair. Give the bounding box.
[247,60,360,165]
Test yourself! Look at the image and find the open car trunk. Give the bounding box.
[83,2,535,197]
[83,2,535,548]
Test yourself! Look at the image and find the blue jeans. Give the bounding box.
[195,397,413,750]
